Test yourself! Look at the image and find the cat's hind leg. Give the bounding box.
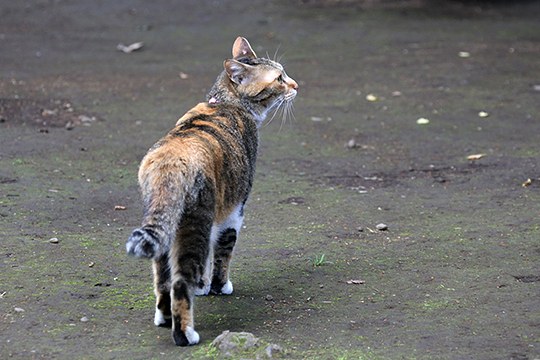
[169,198,213,346]
[210,204,244,295]
[152,254,171,327]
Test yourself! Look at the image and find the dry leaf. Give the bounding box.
[366,94,378,102]
[117,42,144,53]
[346,279,365,285]
[467,154,486,161]
[522,178,532,187]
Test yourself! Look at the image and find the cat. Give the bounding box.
[126,37,298,346]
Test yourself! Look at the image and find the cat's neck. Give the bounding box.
[206,72,267,126]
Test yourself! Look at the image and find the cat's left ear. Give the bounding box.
[232,37,257,60]
[224,59,253,85]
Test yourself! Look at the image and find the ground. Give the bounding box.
[1,1,539,359]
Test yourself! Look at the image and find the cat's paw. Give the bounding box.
[126,228,160,258]
[210,280,233,295]
[154,308,172,327]
[194,283,211,296]
[220,280,233,295]
[173,326,200,346]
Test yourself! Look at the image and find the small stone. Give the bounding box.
[458,51,470,58]
[80,316,89,322]
[478,111,489,118]
[376,223,388,231]
[357,226,364,232]
[49,237,59,244]
[416,118,430,125]
[14,307,25,313]
[346,139,357,149]
[265,294,274,301]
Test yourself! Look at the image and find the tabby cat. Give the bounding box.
[126,37,298,346]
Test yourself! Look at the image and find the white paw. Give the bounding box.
[185,326,200,345]
[221,280,233,295]
[194,284,211,296]
[154,308,170,326]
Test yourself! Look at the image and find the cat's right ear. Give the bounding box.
[232,37,257,60]
[224,59,253,85]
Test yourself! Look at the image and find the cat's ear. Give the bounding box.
[224,59,253,85]
[232,37,257,60]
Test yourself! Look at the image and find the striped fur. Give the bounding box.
[126,37,297,346]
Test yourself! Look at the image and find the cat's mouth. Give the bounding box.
[284,89,297,102]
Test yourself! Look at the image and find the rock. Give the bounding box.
[265,294,274,301]
[376,223,388,231]
[80,316,89,322]
[14,307,25,313]
[49,237,59,244]
[211,331,284,359]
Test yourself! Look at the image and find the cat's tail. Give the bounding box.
[126,153,199,259]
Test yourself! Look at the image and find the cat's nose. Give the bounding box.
[288,78,298,90]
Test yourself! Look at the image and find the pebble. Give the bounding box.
[357,226,364,232]
[49,237,59,244]
[80,316,89,322]
[14,307,25,313]
[346,139,357,149]
[376,223,388,231]
[265,294,274,302]
[478,111,489,118]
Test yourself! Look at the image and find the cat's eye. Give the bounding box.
[276,75,284,83]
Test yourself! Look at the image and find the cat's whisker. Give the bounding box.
[263,99,284,128]
[273,44,281,62]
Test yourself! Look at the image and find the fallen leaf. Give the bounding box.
[114,205,127,210]
[365,94,378,102]
[467,154,486,161]
[117,42,144,53]
[346,280,365,285]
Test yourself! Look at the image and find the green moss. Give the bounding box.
[91,285,154,310]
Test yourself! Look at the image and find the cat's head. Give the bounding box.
[220,37,298,124]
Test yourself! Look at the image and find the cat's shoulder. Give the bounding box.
[175,102,217,126]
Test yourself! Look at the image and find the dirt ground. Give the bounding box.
[1,1,539,359]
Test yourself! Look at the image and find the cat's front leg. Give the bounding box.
[210,227,237,295]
